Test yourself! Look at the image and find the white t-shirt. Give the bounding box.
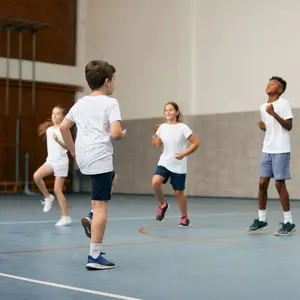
[65,95,121,175]
[260,97,293,154]
[46,126,69,166]
[156,123,193,174]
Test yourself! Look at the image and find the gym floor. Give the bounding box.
[1,194,300,300]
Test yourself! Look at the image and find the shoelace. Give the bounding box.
[279,222,289,229]
[157,206,163,216]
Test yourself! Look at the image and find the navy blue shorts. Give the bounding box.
[154,165,186,191]
[90,171,115,201]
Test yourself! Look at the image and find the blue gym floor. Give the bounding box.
[1,194,300,300]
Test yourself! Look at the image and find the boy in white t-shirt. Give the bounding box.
[60,60,126,270]
[152,102,199,227]
[248,76,296,236]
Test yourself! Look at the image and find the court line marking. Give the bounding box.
[0,239,184,255]
[0,272,143,300]
[138,225,300,247]
[1,209,299,225]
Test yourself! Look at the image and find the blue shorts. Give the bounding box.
[90,171,115,200]
[260,153,291,180]
[154,165,186,191]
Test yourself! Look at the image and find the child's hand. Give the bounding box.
[176,152,185,160]
[153,124,160,134]
[257,120,266,130]
[152,135,162,147]
[52,133,58,141]
[122,129,127,137]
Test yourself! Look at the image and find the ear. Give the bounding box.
[105,78,110,85]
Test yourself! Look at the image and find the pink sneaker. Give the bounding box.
[156,202,169,222]
[179,216,191,227]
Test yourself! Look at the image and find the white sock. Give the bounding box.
[284,211,293,224]
[91,209,93,213]
[258,210,267,222]
[89,243,102,259]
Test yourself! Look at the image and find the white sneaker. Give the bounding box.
[55,216,72,227]
[42,194,55,212]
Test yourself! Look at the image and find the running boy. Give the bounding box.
[60,60,126,270]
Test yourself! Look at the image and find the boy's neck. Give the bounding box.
[268,94,280,103]
[89,89,109,96]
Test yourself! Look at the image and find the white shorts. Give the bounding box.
[44,162,69,177]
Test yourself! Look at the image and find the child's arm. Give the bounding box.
[176,134,200,160]
[110,121,126,139]
[53,134,68,149]
[152,124,162,148]
[59,118,76,158]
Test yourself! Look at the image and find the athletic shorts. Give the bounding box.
[44,161,68,178]
[154,165,186,191]
[90,171,115,201]
[260,152,291,180]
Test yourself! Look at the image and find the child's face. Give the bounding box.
[266,79,282,95]
[164,104,178,122]
[51,107,64,125]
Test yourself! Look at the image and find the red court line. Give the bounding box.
[0,239,188,255]
[138,225,300,247]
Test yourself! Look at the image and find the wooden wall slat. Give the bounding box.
[0,79,81,191]
[0,0,77,65]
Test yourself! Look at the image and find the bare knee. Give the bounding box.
[33,172,41,183]
[275,180,285,193]
[54,186,62,195]
[259,179,269,192]
[175,190,185,198]
[152,178,162,191]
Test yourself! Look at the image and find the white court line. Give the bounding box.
[0,212,253,225]
[0,272,143,300]
[1,209,300,225]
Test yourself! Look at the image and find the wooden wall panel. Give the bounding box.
[0,79,81,191]
[0,0,77,65]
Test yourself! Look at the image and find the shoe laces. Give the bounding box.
[157,206,163,216]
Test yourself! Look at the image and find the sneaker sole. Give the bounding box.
[275,227,296,236]
[156,204,170,222]
[179,223,191,228]
[81,217,91,238]
[247,226,268,233]
[86,263,115,270]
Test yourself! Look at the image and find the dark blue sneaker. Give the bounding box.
[81,211,93,238]
[247,218,268,232]
[275,222,296,236]
[86,252,115,270]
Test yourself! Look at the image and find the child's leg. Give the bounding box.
[33,164,53,198]
[111,173,118,192]
[152,166,170,221]
[171,172,190,227]
[175,190,187,217]
[273,153,295,236]
[86,172,114,270]
[152,175,166,207]
[54,177,69,217]
[81,172,118,238]
[91,200,107,244]
[33,164,54,212]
